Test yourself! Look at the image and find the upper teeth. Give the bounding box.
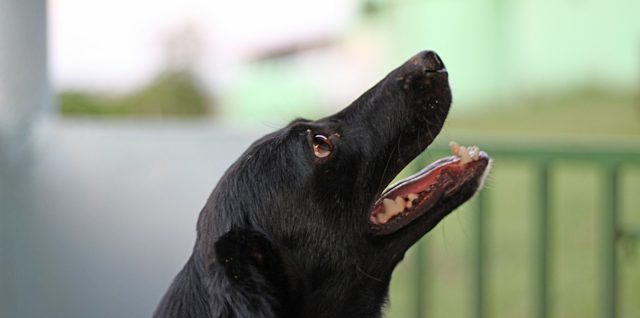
[377,194,420,223]
[450,141,481,166]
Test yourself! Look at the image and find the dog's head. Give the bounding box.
[200,51,490,312]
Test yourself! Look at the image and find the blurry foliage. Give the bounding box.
[59,70,212,117]
[446,89,640,136]
[361,0,385,17]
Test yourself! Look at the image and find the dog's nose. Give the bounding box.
[412,50,446,72]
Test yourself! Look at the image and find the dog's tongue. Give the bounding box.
[369,142,487,235]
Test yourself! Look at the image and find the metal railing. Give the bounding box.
[407,136,640,318]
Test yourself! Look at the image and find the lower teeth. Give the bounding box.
[378,192,423,223]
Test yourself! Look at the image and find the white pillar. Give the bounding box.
[0,0,50,157]
[0,1,50,317]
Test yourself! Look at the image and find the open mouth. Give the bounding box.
[370,142,491,235]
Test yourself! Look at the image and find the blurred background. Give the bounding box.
[1,0,639,317]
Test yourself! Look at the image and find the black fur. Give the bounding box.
[154,51,457,318]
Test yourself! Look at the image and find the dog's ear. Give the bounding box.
[214,229,289,292]
[213,228,296,317]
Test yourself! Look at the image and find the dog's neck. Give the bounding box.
[233,243,392,318]
[298,269,391,318]
[206,260,390,318]
[157,227,395,318]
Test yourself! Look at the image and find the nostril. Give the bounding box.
[420,50,445,72]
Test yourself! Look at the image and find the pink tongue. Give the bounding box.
[371,158,462,225]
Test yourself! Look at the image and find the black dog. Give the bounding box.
[154,51,491,318]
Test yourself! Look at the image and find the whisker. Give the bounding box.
[354,263,384,283]
[376,137,399,195]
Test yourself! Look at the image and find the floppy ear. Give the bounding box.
[214,229,292,299]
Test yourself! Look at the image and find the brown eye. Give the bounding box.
[312,134,333,158]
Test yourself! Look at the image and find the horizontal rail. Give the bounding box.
[425,136,640,163]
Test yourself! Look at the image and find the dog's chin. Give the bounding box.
[368,144,491,236]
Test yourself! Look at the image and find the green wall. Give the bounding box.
[226,0,640,117]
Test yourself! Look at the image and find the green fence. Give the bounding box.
[402,137,640,318]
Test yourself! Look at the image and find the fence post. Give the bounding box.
[473,190,488,318]
[414,240,426,318]
[601,164,619,318]
[535,162,551,318]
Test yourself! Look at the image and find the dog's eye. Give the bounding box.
[312,135,333,158]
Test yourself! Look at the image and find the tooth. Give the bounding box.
[395,196,405,208]
[383,198,404,216]
[382,198,395,212]
[470,146,480,160]
[398,195,413,208]
[406,193,419,208]
[377,193,423,224]
[467,146,477,160]
[376,212,387,223]
[377,202,397,224]
[459,146,471,165]
[450,141,460,156]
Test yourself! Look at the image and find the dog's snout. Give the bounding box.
[412,50,446,72]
